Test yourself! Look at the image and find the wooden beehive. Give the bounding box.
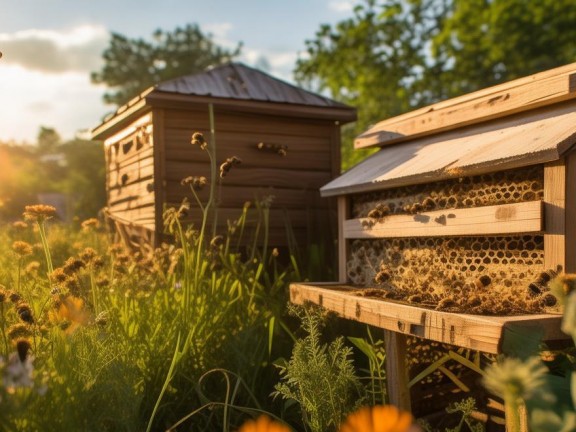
[90,63,356,249]
[291,63,576,420]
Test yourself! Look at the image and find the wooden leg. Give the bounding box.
[384,330,411,411]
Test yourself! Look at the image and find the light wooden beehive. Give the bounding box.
[291,62,576,352]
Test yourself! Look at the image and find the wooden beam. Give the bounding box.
[355,63,576,149]
[343,201,542,239]
[338,196,349,283]
[289,283,566,354]
[152,109,165,248]
[566,152,576,273]
[544,160,566,272]
[384,331,411,411]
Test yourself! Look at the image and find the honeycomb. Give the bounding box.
[347,165,557,315]
[352,165,543,218]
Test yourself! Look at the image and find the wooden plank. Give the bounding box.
[344,201,542,239]
[544,160,566,271]
[152,108,166,247]
[566,151,576,273]
[384,331,411,411]
[108,163,154,188]
[356,63,576,149]
[338,196,349,283]
[289,283,566,354]
[322,102,576,197]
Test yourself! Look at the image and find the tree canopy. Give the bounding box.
[91,24,241,106]
[294,0,576,169]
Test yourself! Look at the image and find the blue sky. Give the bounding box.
[0,0,357,143]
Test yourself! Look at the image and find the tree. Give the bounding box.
[294,0,576,170]
[92,24,241,106]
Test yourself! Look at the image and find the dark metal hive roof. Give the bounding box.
[155,62,350,108]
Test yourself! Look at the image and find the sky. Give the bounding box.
[0,0,357,143]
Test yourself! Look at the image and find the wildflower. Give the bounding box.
[7,323,32,340]
[0,287,7,303]
[96,277,110,288]
[272,248,279,258]
[23,204,57,222]
[49,295,88,334]
[210,235,224,248]
[95,311,108,327]
[9,291,22,303]
[3,352,34,392]
[191,132,208,149]
[181,175,208,191]
[16,302,34,324]
[63,257,85,275]
[237,415,291,432]
[108,243,125,255]
[219,156,242,178]
[50,268,68,284]
[483,356,548,402]
[15,338,31,363]
[339,405,416,432]
[12,221,28,230]
[550,273,576,304]
[25,261,41,275]
[79,247,98,263]
[12,241,33,257]
[81,217,100,231]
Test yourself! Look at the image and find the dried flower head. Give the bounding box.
[50,268,69,284]
[79,247,98,263]
[9,291,22,304]
[16,302,34,324]
[0,287,7,303]
[12,221,28,230]
[191,132,208,150]
[12,241,33,257]
[23,204,57,222]
[237,415,291,432]
[219,156,242,178]
[63,257,86,275]
[15,338,31,363]
[7,323,32,340]
[81,218,100,231]
[339,405,416,432]
[181,175,208,191]
[25,261,41,275]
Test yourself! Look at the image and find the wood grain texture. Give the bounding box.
[289,283,566,354]
[567,152,576,273]
[544,160,566,271]
[322,102,576,197]
[338,196,349,283]
[343,201,543,239]
[356,63,576,149]
[384,331,411,411]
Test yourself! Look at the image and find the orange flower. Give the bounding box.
[237,415,291,432]
[339,405,416,432]
[49,295,89,334]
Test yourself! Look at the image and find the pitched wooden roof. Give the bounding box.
[321,100,576,197]
[155,62,350,108]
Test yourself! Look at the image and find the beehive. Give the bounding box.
[290,63,576,421]
[91,63,356,249]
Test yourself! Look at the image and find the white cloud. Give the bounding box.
[328,0,356,13]
[0,25,109,74]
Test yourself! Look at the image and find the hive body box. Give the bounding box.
[91,63,356,248]
[290,63,576,414]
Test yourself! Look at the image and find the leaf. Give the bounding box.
[501,323,544,360]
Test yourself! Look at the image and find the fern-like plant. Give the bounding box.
[273,304,365,432]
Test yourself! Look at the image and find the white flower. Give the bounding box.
[3,353,34,393]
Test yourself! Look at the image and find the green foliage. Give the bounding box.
[348,327,387,405]
[91,24,241,106]
[445,398,484,432]
[295,0,576,171]
[274,305,365,432]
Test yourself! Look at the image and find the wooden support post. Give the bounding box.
[384,330,411,411]
[544,160,566,272]
[338,196,350,283]
[566,152,576,273]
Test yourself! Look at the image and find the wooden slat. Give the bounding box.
[356,62,576,149]
[343,201,542,239]
[544,160,566,271]
[289,283,566,354]
[322,102,576,197]
[338,196,349,283]
[567,152,576,273]
[384,331,411,411]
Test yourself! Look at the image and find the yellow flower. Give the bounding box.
[237,415,291,432]
[339,405,416,432]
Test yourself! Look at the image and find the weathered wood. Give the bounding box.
[152,108,166,247]
[566,151,576,273]
[355,63,576,149]
[338,196,349,283]
[544,160,566,271]
[322,102,576,197]
[289,283,566,354]
[384,331,411,411]
[344,201,542,239]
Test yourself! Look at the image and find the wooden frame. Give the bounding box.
[290,283,566,355]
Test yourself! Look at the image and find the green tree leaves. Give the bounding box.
[91,24,241,106]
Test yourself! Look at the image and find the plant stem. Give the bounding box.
[37,220,54,276]
[504,395,522,432]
